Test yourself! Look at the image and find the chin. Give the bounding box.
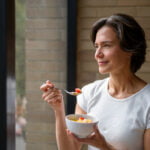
[98,66,111,75]
[98,69,109,75]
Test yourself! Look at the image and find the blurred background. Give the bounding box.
[15,0,150,150]
[15,0,26,149]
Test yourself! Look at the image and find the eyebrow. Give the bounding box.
[94,41,113,45]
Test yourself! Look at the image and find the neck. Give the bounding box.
[109,73,134,89]
[108,72,147,99]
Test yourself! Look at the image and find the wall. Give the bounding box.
[25,0,150,149]
[77,0,150,87]
[25,0,67,149]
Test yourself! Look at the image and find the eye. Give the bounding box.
[104,44,110,47]
[103,44,111,48]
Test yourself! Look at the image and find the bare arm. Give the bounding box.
[144,129,150,150]
[65,103,87,149]
[40,81,81,150]
[75,103,87,114]
[55,108,81,150]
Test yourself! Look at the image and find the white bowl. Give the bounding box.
[65,114,99,138]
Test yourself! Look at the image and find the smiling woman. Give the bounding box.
[40,13,150,150]
[94,26,132,75]
[76,14,150,150]
[91,14,146,74]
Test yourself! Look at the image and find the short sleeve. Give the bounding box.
[146,109,150,129]
[77,86,89,112]
[77,80,103,113]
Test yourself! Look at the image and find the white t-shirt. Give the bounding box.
[77,78,150,150]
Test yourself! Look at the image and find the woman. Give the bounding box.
[40,14,150,150]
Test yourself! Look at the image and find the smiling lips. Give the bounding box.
[98,61,108,65]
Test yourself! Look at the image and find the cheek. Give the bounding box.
[111,52,131,66]
[105,51,115,59]
[108,47,124,58]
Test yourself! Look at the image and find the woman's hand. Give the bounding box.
[67,125,115,150]
[40,80,64,111]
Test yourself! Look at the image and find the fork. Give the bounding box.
[40,82,81,96]
[63,89,81,96]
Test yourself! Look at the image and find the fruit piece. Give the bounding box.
[75,88,82,93]
[71,117,92,123]
[79,117,84,120]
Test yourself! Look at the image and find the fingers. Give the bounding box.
[46,80,51,84]
[47,95,62,105]
[66,126,107,149]
[45,91,62,104]
[42,88,60,99]
[40,80,54,92]
[66,125,100,144]
[66,129,92,143]
[93,124,99,134]
[40,80,63,105]
[43,89,62,104]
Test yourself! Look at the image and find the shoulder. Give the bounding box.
[77,78,108,111]
[144,83,150,92]
[134,84,150,116]
[142,84,150,107]
[82,78,108,89]
[81,78,108,95]
[133,84,150,104]
[140,84,150,102]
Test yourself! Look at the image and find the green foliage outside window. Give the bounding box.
[15,0,25,98]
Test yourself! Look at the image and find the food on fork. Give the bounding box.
[40,80,82,96]
[75,88,82,94]
[70,88,82,96]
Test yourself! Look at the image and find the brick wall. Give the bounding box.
[77,0,150,88]
[25,0,67,149]
[25,0,150,150]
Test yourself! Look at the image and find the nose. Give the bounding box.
[95,48,104,58]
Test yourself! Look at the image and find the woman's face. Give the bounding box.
[94,26,132,75]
